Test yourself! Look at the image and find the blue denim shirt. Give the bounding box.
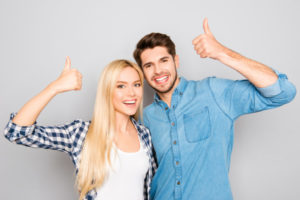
[143,72,296,200]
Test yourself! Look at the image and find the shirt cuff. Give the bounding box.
[257,79,281,97]
[256,69,285,97]
[4,113,36,140]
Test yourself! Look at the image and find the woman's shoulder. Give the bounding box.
[62,118,91,129]
[131,117,149,132]
[131,117,151,146]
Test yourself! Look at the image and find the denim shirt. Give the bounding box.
[143,72,296,200]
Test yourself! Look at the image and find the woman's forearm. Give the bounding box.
[12,56,82,126]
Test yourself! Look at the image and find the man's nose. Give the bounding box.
[153,64,162,74]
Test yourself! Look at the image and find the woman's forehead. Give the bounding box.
[117,67,141,82]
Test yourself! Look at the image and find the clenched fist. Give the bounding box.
[192,18,226,60]
[51,56,82,94]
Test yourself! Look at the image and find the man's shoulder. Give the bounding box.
[182,76,214,84]
[181,76,216,92]
[188,76,240,89]
[144,102,156,115]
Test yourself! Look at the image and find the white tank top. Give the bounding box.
[95,140,149,200]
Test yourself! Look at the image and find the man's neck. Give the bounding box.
[157,77,180,107]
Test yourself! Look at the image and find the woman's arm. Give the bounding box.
[12,56,82,126]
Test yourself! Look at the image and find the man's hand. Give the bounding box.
[51,56,82,94]
[192,18,278,88]
[192,18,226,60]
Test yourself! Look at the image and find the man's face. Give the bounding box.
[140,46,179,94]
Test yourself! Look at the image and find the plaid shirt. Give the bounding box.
[4,113,157,200]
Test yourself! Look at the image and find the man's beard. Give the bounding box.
[151,67,178,94]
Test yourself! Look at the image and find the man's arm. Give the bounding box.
[192,18,278,88]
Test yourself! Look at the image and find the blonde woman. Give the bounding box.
[4,57,157,200]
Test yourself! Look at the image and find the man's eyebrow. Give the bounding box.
[160,56,169,60]
[142,56,170,67]
[142,61,152,67]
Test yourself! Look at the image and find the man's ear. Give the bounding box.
[174,55,179,69]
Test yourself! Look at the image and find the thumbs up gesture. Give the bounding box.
[192,18,226,60]
[52,56,82,94]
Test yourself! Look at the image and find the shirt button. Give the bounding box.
[165,107,168,110]
[179,92,183,96]
[176,161,179,165]
[171,122,175,126]
[173,140,177,145]
[177,181,181,185]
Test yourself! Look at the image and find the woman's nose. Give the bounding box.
[128,86,135,96]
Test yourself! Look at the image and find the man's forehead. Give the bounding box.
[141,46,171,62]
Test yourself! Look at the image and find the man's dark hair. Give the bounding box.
[133,32,176,68]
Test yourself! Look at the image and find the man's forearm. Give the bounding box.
[193,18,278,88]
[217,47,278,88]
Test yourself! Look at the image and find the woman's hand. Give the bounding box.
[50,56,82,94]
[12,56,82,126]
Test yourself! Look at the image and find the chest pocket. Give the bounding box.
[183,106,211,143]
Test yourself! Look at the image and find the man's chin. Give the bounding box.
[153,85,173,94]
[148,74,178,94]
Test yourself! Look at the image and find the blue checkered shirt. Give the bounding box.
[4,113,157,200]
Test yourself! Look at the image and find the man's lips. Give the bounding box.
[153,75,169,84]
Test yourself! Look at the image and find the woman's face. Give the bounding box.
[112,66,143,117]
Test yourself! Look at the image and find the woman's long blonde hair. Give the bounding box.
[76,60,144,199]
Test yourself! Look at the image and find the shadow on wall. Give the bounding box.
[143,81,155,107]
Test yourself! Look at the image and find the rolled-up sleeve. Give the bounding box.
[209,71,296,120]
[257,69,296,100]
[256,78,281,97]
[4,113,36,142]
[4,113,90,154]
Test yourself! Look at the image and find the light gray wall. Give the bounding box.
[0,0,299,199]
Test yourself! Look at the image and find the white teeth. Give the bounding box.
[155,76,168,82]
[124,100,136,104]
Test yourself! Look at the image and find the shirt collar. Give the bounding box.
[154,76,187,103]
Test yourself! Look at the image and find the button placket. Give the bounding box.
[169,107,182,199]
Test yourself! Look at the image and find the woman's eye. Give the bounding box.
[117,85,125,88]
[134,83,141,87]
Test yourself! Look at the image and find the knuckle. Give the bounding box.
[200,51,207,58]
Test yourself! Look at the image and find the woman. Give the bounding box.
[4,57,156,200]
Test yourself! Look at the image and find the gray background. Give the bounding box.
[0,0,299,199]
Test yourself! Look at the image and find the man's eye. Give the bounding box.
[144,64,151,68]
[162,59,168,62]
[117,85,125,88]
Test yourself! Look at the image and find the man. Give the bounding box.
[133,18,296,200]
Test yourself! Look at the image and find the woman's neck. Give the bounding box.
[115,112,132,135]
